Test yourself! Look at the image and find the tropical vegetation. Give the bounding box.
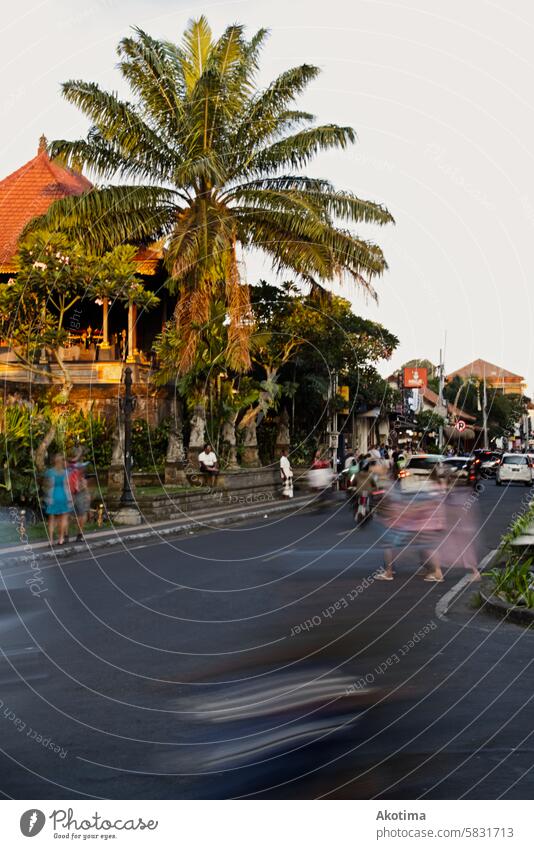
[25,16,393,374]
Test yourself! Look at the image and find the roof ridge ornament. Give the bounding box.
[38,134,47,154]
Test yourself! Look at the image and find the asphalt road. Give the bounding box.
[1,479,533,799]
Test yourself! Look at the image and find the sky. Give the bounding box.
[2,0,534,390]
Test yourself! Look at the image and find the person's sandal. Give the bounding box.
[424,574,444,582]
[375,572,394,581]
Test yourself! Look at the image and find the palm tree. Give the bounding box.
[27,17,394,374]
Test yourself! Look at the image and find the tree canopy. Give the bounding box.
[25,17,394,373]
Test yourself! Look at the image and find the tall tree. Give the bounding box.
[26,17,393,374]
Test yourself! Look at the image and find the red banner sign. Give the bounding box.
[403,367,428,389]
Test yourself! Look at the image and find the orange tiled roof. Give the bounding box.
[0,136,92,273]
[0,137,162,275]
[447,358,524,383]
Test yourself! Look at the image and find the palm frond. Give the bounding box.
[23,185,179,252]
[245,125,356,176]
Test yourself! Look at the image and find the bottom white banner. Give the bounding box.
[2,800,532,848]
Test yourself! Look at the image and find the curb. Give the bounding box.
[0,495,317,567]
[435,549,498,621]
[479,581,534,627]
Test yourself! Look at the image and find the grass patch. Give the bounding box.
[0,519,111,547]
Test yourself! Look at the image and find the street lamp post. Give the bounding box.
[115,366,141,525]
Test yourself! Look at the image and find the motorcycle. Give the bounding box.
[353,487,385,525]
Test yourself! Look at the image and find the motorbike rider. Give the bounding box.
[352,458,380,521]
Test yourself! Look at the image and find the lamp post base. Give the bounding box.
[114,505,142,526]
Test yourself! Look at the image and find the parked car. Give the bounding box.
[442,456,470,482]
[495,453,533,486]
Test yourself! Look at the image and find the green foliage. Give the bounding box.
[0,401,113,507]
[0,403,47,507]
[51,408,112,469]
[415,409,445,433]
[0,232,157,398]
[444,376,526,438]
[257,417,278,466]
[499,501,534,553]
[401,358,436,376]
[486,500,534,608]
[131,418,170,471]
[486,557,534,608]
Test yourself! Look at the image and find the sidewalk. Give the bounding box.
[0,494,317,566]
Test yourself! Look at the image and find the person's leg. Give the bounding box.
[377,547,396,579]
[47,514,55,544]
[422,548,443,581]
[76,509,86,540]
[58,513,68,544]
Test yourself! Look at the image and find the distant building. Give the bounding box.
[446,358,526,396]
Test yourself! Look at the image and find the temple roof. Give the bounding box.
[447,358,524,383]
[0,136,92,273]
[0,136,161,274]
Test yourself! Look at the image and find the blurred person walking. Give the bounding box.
[43,453,73,546]
[68,448,91,542]
[440,476,481,581]
[374,468,446,581]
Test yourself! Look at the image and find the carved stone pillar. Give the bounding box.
[187,402,207,469]
[241,419,260,468]
[107,413,127,496]
[165,396,187,485]
[222,415,240,470]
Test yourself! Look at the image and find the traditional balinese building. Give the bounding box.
[0,137,171,422]
[446,359,526,396]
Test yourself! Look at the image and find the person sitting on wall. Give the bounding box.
[198,443,219,487]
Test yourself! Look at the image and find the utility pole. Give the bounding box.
[438,347,445,451]
[331,370,339,482]
[482,364,489,449]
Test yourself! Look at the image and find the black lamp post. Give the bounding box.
[119,366,136,506]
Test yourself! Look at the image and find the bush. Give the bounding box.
[0,402,114,507]
[51,408,112,469]
[486,557,534,608]
[131,418,169,470]
[0,402,48,508]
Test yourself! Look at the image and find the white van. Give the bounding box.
[496,454,533,486]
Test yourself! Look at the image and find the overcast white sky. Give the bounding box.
[2,0,534,390]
